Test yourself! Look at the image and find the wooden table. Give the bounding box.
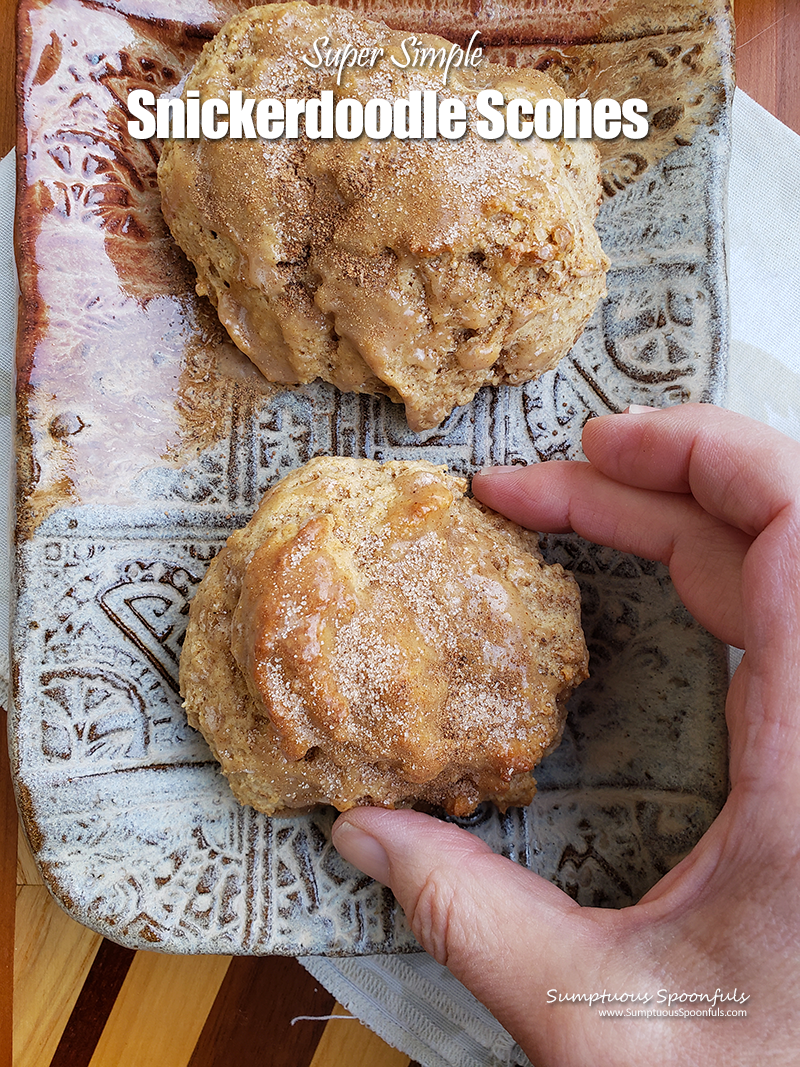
[2,3,798,1065]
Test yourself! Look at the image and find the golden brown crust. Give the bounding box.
[157,2,609,431]
[179,456,588,816]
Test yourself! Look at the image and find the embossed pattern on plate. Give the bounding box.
[12,0,733,953]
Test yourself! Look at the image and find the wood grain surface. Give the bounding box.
[2,2,798,1066]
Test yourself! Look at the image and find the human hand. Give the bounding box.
[332,403,800,1066]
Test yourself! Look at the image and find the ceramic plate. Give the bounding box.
[12,0,733,954]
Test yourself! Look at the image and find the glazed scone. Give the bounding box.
[179,457,588,817]
[157,2,609,431]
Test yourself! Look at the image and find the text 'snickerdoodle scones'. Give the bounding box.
[157,2,609,431]
[179,458,588,817]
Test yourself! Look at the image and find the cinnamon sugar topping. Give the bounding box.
[179,456,588,816]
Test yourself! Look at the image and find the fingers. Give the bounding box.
[580,404,800,536]
[332,807,630,1062]
[473,439,752,647]
[472,405,800,649]
[474,405,800,541]
[727,506,800,793]
[474,402,800,788]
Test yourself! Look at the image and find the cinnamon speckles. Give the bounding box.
[179,456,588,816]
[157,2,608,431]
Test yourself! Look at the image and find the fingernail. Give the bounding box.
[332,820,392,885]
[625,404,659,414]
[474,464,526,477]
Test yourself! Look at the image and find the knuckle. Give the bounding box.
[408,870,457,966]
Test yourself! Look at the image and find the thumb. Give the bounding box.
[332,807,626,1057]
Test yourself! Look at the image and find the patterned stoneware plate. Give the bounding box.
[12,0,733,954]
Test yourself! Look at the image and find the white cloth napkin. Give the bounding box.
[725,93,800,432]
[3,89,799,1067]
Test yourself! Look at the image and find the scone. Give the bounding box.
[157,2,609,431]
[179,457,588,816]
